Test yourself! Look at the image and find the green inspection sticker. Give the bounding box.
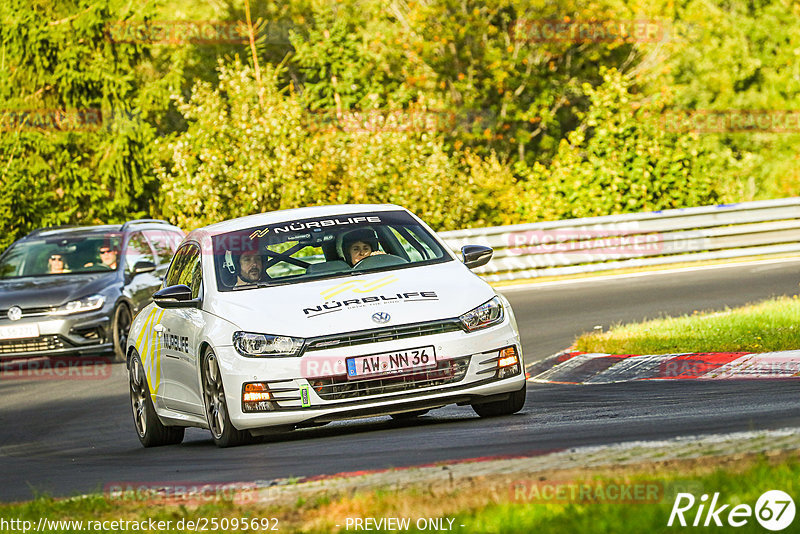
[300,385,311,407]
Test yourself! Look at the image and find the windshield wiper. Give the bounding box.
[231,282,271,290]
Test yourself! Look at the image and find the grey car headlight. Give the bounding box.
[232,331,304,357]
[459,296,504,332]
[51,294,105,315]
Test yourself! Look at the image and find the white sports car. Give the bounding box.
[126,205,526,447]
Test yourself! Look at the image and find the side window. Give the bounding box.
[164,244,202,298]
[143,230,183,265]
[124,232,155,273]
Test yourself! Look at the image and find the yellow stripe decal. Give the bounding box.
[139,309,157,397]
[136,308,156,349]
[154,309,165,396]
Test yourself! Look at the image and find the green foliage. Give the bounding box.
[156,60,520,232]
[0,0,163,250]
[289,0,413,111]
[642,0,800,200]
[518,68,743,220]
[2,0,799,252]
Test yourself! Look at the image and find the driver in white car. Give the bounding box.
[235,249,267,286]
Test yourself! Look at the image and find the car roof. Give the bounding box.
[27,221,182,239]
[188,204,411,240]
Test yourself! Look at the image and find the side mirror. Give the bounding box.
[132,260,156,276]
[153,284,200,309]
[461,245,493,269]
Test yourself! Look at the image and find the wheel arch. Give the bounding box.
[196,340,213,388]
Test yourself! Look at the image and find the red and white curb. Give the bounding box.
[527,350,800,384]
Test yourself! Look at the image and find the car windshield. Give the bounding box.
[0,233,122,278]
[212,210,452,291]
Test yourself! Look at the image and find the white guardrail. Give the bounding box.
[438,197,800,282]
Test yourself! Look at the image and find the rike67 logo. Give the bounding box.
[669,490,795,531]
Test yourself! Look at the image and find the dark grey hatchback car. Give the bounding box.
[0,220,184,362]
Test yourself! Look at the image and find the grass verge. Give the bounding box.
[574,295,800,355]
[1,451,798,533]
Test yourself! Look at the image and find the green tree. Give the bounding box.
[156,59,521,232]
[519,68,743,221]
[0,0,167,250]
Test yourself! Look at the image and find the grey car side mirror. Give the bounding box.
[132,260,157,275]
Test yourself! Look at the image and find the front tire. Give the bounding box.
[471,385,527,418]
[111,304,132,363]
[129,351,185,447]
[202,348,252,448]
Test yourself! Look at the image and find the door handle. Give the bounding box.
[154,323,165,334]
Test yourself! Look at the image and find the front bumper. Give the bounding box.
[216,318,525,430]
[0,309,114,359]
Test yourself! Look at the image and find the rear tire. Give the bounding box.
[111,304,132,363]
[471,385,527,418]
[202,348,253,448]
[129,351,185,447]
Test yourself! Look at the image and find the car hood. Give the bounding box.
[0,272,117,310]
[205,261,495,338]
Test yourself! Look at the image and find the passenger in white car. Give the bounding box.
[341,228,385,267]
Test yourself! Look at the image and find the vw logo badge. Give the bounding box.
[371,312,390,324]
[7,306,22,321]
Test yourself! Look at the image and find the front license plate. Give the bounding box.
[0,323,40,340]
[346,346,437,379]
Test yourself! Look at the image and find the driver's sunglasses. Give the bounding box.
[100,248,117,254]
[49,255,63,261]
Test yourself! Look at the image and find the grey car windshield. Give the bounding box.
[212,211,452,291]
[0,234,122,278]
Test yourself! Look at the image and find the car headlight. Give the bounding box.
[459,296,504,332]
[51,294,105,315]
[232,331,304,357]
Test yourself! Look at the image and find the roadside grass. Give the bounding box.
[454,458,799,534]
[1,452,798,533]
[574,295,800,355]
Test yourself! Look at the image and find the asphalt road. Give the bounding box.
[1,259,799,502]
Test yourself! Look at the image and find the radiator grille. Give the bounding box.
[0,335,65,354]
[304,320,463,352]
